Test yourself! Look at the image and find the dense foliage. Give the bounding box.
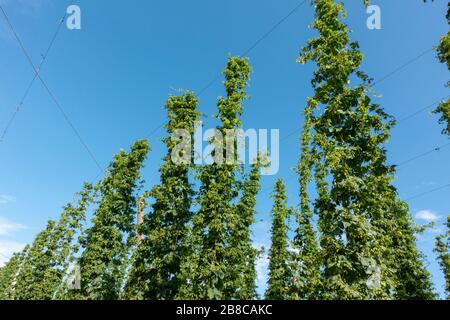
[434,2,450,136]
[294,0,435,299]
[77,140,150,300]
[266,179,292,299]
[178,56,261,300]
[125,92,200,300]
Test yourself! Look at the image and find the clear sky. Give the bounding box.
[0,0,449,298]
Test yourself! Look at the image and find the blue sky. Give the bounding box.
[0,0,449,298]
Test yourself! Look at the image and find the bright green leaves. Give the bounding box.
[437,31,450,68]
[297,0,392,299]
[126,93,200,300]
[293,96,320,300]
[428,2,450,299]
[79,139,150,300]
[52,185,94,299]
[0,245,29,300]
[218,56,252,130]
[2,184,93,300]
[14,220,58,300]
[228,157,263,299]
[183,56,259,300]
[294,0,435,300]
[266,179,292,300]
[434,99,450,136]
[433,2,450,136]
[437,2,450,68]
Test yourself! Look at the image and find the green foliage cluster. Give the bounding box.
[0,246,29,299]
[178,56,261,300]
[0,185,92,300]
[282,0,436,300]
[434,2,450,136]
[78,140,150,300]
[424,1,450,135]
[125,93,200,300]
[426,0,450,298]
[265,179,292,299]
[0,56,262,301]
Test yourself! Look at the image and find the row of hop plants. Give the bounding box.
[0,0,448,300]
